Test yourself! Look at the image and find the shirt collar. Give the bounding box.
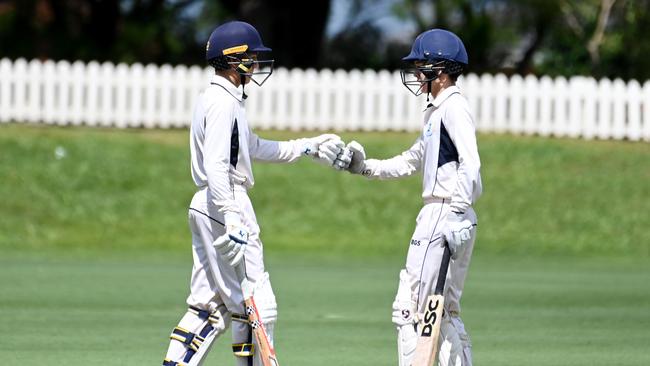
[431,85,460,108]
[210,74,244,102]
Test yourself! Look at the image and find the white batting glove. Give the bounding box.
[318,138,345,165]
[345,141,369,175]
[333,147,353,170]
[213,224,248,267]
[442,212,475,259]
[302,134,345,166]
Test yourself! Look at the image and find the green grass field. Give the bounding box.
[1,124,649,365]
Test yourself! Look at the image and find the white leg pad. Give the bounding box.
[437,314,472,366]
[163,304,230,366]
[252,272,277,345]
[233,272,278,366]
[392,269,419,366]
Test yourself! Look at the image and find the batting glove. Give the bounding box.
[345,141,370,175]
[301,134,343,164]
[442,211,475,259]
[213,224,249,268]
[317,138,346,166]
[333,147,353,170]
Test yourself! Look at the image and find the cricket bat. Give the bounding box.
[235,264,280,366]
[411,245,452,366]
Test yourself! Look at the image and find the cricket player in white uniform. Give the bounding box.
[342,29,482,366]
[161,21,345,366]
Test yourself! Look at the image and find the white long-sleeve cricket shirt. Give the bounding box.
[189,75,310,226]
[364,86,483,213]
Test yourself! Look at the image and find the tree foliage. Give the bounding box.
[0,0,649,79]
[385,0,650,80]
[0,0,329,68]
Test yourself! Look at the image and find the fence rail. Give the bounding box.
[1,58,649,141]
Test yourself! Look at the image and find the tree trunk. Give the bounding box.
[587,0,617,67]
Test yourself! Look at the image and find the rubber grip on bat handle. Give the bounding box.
[434,245,451,295]
[235,262,246,280]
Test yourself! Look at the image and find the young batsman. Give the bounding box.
[342,29,482,366]
[161,20,345,366]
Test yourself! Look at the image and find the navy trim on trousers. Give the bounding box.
[189,208,225,227]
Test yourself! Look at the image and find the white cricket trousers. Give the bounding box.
[186,185,269,350]
[405,198,477,366]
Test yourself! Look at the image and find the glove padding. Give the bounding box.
[302,134,345,167]
[318,138,346,166]
[345,141,367,175]
[213,225,249,267]
[442,212,475,259]
[333,147,353,170]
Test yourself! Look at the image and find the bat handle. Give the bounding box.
[235,262,246,280]
[235,263,254,298]
[434,245,451,295]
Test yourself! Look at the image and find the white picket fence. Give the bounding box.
[1,58,649,141]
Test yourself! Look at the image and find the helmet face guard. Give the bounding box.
[226,52,274,86]
[400,60,445,96]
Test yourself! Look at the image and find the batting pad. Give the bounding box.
[163,305,230,366]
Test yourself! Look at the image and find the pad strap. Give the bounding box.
[232,342,255,357]
[162,359,185,366]
[232,312,249,323]
[170,327,200,352]
[188,305,223,324]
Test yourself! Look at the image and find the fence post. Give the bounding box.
[538,76,553,136]
[610,78,626,140]
[12,59,28,123]
[143,64,159,129]
[98,62,115,126]
[303,68,318,130]
[348,69,362,131]
[317,69,333,131]
[581,78,596,139]
[626,80,641,141]
[158,64,173,128]
[288,68,305,131]
[70,61,85,126]
[170,65,187,128]
[522,75,538,135]
[332,69,348,131]
[389,71,403,131]
[127,63,143,127]
[479,74,494,133]
[567,76,583,138]
[376,70,392,131]
[493,73,508,133]
[42,60,57,125]
[508,74,523,134]
[85,61,100,126]
[0,59,12,123]
[552,76,568,137]
[113,63,129,128]
[597,78,613,139]
[53,60,70,125]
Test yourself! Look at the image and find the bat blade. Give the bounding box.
[244,296,280,366]
[411,245,451,366]
[236,264,280,366]
[410,294,445,366]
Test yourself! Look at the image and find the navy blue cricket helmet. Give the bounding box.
[206,21,274,91]
[206,21,271,61]
[400,29,467,96]
[402,28,468,65]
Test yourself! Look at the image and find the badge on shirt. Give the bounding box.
[424,120,434,137]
